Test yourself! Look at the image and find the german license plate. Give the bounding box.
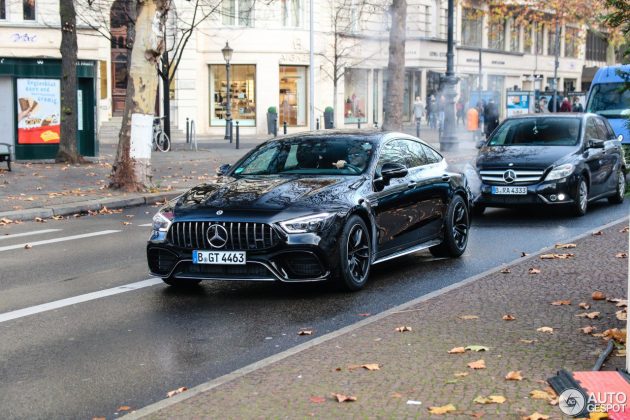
[193,250,246,265]
[492,186,527,195]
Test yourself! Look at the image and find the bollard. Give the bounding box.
[357,120,361,129]
[316,118,320,130]
[228,120,233,144]
[374,121,378,129]
[273,120,277,137]
[283,121,287,135]
[186,118,190,143]
[416,119,421,138]
[235,121,240,150]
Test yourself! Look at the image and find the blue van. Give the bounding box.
[586,65,630,144]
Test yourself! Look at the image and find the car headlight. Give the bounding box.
[545,163,574,181]
[152,210,173,232]
[279,212,334,234]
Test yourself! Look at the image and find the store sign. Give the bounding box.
[11,33,37,43]
[16,79,61,144]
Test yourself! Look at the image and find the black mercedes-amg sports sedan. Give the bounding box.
[147,130,472,291]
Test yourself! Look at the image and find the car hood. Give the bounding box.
[476,145,577,170]
[175,175,361,214]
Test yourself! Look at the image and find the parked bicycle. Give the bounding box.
[152,117,171,152]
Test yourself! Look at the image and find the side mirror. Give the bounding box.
[587,139,605,149]
[381,162,408,180]
[216,163,231,176]
[618,134,624,142]
[476,140,486,149]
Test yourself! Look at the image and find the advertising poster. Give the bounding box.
[506,92,531,117]
[16,78,61,144]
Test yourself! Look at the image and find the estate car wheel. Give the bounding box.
[572,177,589,217]
[608,169,625,204]
[337,215,372,291]
[162,277,201,288]
[430,195,470,258]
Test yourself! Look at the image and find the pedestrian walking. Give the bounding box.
[466,105,479,141]
[572,97,584,112]
[548,94,562,113]
[484,99,499,139]
[560,97,572,112]
[412,96,425,137]
[428,96,437,129]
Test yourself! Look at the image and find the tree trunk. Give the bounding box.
[382,0,407,131]
[57,0,83,163]
[110,0,170,192]
[161,51,171,141]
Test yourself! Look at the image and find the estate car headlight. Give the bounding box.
[279,212,334,234]
[544,163,574,181]
[152,210,174,232]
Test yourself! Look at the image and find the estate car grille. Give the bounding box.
[167,221,281,251]
[479,169,546,185]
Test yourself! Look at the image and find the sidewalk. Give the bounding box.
[0,126,477,221]
[130,219,629,419]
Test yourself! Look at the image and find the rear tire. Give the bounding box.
[336,215,371,291]
[571,177,588,217]
[155,131,171,152]
[162,277,201,288]
[430,195,470,258]
[608,169,625,204]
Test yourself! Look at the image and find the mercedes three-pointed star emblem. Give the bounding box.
[207,224,229,248]
[503,169,517,184]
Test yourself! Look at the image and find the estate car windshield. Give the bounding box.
[232,137,375,177]
[487,117,581,147]
[586,83,630,117]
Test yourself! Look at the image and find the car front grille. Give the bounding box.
[147,248,178,275]
[167,221,281,251]
[479,169,545,185]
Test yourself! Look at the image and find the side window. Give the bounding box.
[594,118,609,140]
[585,118,600,141]
[376,140,408,176]
[406,140,430,168]
[599,118,617,140]
[421,144,442,164]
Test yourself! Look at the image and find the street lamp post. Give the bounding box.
[222,41,233,141]
[440,0,458,152]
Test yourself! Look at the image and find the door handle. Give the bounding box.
[441,174,450,181]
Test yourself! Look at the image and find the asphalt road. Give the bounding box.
[0,200,628,419]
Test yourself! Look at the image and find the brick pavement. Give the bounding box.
[134,220,629,419]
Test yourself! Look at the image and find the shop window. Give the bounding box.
[488,18,506,50]
[222,0,254,27]
[461,8,482,48]
[281,0,301,27]
[344,69,368,124]
[279,66,306,127]
[23,0,35,20]
[209,64,256,127]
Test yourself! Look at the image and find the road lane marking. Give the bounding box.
[138,223,153,227]
[0,230,121,252]
[0,229,62,240]
[0,278,163,324]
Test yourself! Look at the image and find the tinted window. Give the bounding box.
[488,117,581,146]
[421,144,442,163]
[376,140,409,174]
[586,117,608,141]
[405,140,430,167]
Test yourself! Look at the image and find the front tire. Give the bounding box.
[608,169,625,204]
[430,195,470,258]
[337,215,371,291]
[155,131,171,152]
[571,177,588,217]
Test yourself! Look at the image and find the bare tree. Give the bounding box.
[109,0,170,191]
[382,0,406,131]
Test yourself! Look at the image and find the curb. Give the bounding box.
[123,214,630,419]
[0,190,187,222]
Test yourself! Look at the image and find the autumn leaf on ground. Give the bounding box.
[166,387,187,398]
[427,404,456,415]
[332,393,357,403]
[395,326,412,332]
[458,315,479,320]
[616,252,628,258]
[521,252,529,257]
[465,345,489,352]
[467,359,486,369]
[537,327,553,333]
[391,392,403,398]
[555,243,577,249]
[592,291,606,300]
[500,268,511,274]
[448,347,466,354]
[520,339,537,344]
[592,230,603,236]
[529,389,555,401]
[522,411,549,420]
[579,302,591,310]
[361,364,380,371]
[551,300,571,306]
[576,312,600,319]
[122,221,132,226]
[528,268,541,274]
[620,226,630,233]
[617,300,628,307]
[616,310,627,321]
[52,215,64,220]
[540,253,574,260]
[117,406,131,412]
[505,371,524,381]
[503,314,516,321]
[454,372,469,377]
[608,298,628,306]
[616,349,627,357]
[298,330,313,336]
[34,217,46,223]
[603,328,626,343]
[24,244,32,249]
[357,313,371,317]
[309,396,326,404]
[474,395,506,404]
[579,326,597,334]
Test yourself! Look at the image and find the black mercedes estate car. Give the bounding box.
[148,130,472,291]
[475,114,626,216]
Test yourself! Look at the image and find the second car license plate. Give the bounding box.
[492,186,527,195]
[193,250,246,265]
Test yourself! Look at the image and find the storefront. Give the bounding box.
[279,65,307,127]
[209,64,256,127]
[0,58,97,160]
[344,68,368,124]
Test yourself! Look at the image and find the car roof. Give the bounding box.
[504,113,598,120]
[265,129,431,146]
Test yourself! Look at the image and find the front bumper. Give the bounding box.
[475,177,578,208]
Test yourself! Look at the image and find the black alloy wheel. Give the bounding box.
[608,169,626,204]
[571,177,589,217]
[338,215,371,291]
[430,195,469,258]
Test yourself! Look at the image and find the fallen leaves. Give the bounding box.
[473,395,506,404]
[500,268,511,274]
[458,315,479,320]
[454,372,469,377]
[24,244,32,249]
[502,314,516,321]
[536,327,554,334]
[579,326,597,334]
[592,230,603,236]
[117,406,131,412]
[520,339,537,344]
[579,302,591,310]
[522,412,549,420]
[332,393,357,403]
[298,330,313,336]
[467,359,486,369]
[34,217,46,223]
[465,345,489,352]
[395,326,412,332]
[427,404,456,415]
[616,252,628,259]
[540,253,574,260]
[529,389,556,402]
[528,268,541,275]
[602,328,626,343]
[576,312,600,319]
[166,387,187,398]
[505,370,524,381]
[616,309,627,321]
[448,347,466,354]
[620,226,630,233]
[555,243,577,249]
[361,364,380,371]
[551,300,571,306]
[309,396,326,404]
[592,291,606,300]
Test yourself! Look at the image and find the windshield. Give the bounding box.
[232,137,375,176]
[488,117,581,147]
[586,83,630,117]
